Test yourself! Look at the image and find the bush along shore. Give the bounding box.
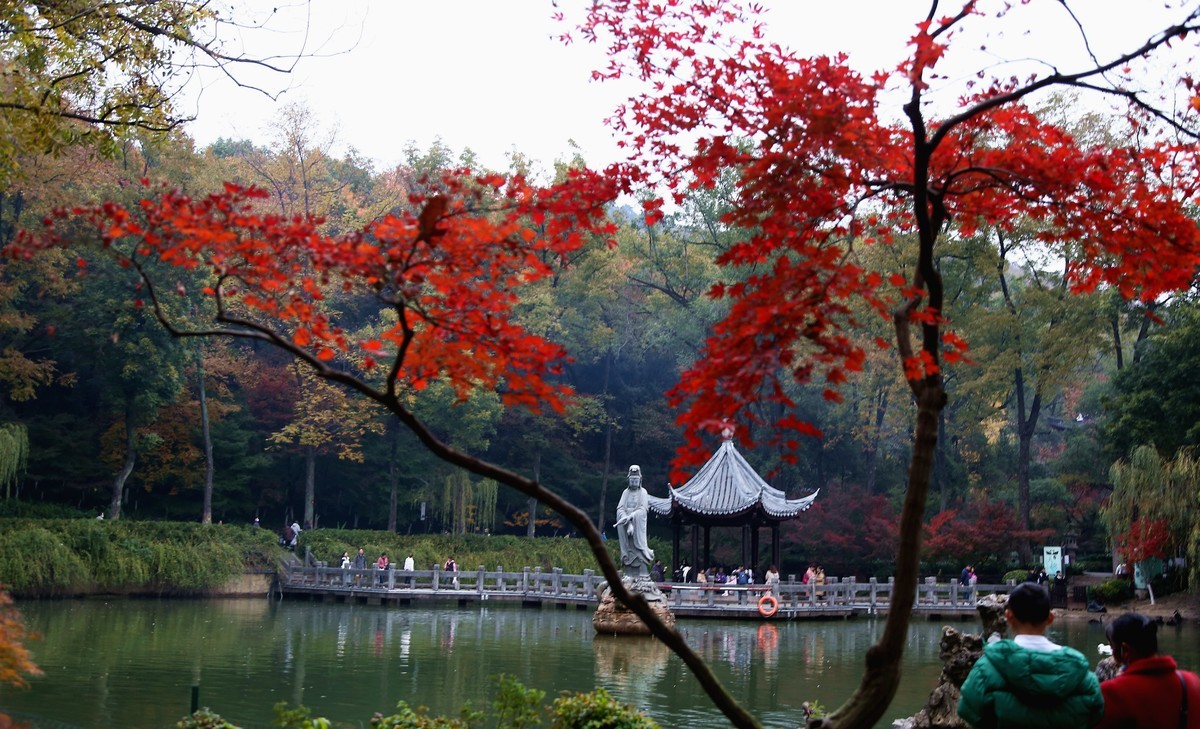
[0,518,641,598]
[0,518,280,597]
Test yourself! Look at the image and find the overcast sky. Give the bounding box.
[180,1,1193,174]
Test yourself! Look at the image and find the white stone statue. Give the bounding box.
[615,465,655,578]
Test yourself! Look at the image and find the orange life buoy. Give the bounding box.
[757,594,779,618]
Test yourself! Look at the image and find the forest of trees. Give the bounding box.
[0,99,1194,581]
[4,2,1200,727]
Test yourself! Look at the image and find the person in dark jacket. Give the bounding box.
[1095,612,1200,729]
[958,582,1103,728]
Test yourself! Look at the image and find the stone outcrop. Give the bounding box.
[592,576,676,635]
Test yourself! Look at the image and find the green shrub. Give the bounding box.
[0,519,284,595]
[217,678,657,729]
[297,530,617,576]
[0,525,91,592]
[370,703,482,729]
[178,709,242,729]
[0,501,88,519]
[273,702,331,729]
[551,688,658,729]
[1002,569,1029,583]
[492,674,545,729]
[1089,578,1133,604]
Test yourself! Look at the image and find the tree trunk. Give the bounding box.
[387,424,399,532]
[1110,314,1124,371]
[109,411,137,521]
[821,383,943,729]
[864,387,887,494]
[303,444,316,528]
[197,348,214,525]
[595,351,614,531]
[1013,366,1041,566]
[527,452,541,538]
[936,409,948,513]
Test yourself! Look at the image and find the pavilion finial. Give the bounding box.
[720,422,735,441]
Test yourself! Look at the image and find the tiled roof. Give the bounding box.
[646,439,818,520]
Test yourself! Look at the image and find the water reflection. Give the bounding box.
[2,599,1196,729]
[594,635,671,694]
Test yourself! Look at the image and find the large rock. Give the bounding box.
[592,577,676,635]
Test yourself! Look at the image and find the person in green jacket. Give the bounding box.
[958,582,1104,728]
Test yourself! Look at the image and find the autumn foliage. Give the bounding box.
[1118,517,1173,563]
[9,1,1200,728]
[0,588,40,689]
[570,1,1200,471]
[16,172,618,413]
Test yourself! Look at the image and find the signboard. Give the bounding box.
[1042,546,1062,576]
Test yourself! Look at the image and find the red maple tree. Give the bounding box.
[1118,517,1172,564]
[565,2,1200,727]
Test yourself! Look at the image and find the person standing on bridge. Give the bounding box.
[376,552,389,586]
[403,553,415,587]
[352,547,367,585]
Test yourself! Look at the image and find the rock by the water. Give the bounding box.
[592,577,675,635]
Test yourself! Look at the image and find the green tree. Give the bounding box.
[1103,300,1200,459]
[0,1,294,185]
[1104,445,1199,585]
[268,365,385,528]
[953,226,1103,561]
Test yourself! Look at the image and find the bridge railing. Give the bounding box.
[283,563,603,599]
[282,563,1014,608]
[663,576,999,609]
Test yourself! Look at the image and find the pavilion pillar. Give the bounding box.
[703,525,711,570]
[671,514,681,578]
[771,523,781,572]
[750,525,760,572]
[690,523,699,577]
[741,524,750,567]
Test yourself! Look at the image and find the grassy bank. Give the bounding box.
[2,518,666,597]
[0,519,279,596]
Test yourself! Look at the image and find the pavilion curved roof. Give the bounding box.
[646,438,818,521]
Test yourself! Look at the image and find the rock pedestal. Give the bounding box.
[592,577,676,635]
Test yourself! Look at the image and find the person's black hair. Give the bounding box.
[1006,581,1051,624]
[1106,612,1159,656]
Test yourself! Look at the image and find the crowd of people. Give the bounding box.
[650,561,792,591]
[957,581,1199,729]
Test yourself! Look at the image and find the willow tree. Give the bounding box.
[0,422,28,500]
[1104,445,1199,585]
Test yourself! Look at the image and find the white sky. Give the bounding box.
[180,1,1195,174]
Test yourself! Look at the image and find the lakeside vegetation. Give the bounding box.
[179,677,663,729]
[0,518,277,596]
[0,514,660,597]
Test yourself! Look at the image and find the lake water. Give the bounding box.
[1,598,1196,729]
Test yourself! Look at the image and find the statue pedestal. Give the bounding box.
[592,577,676,635]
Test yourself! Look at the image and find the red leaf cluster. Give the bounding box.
[1117,517,1172,563]
[12,170,620,413]
[573,1,1200,466]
